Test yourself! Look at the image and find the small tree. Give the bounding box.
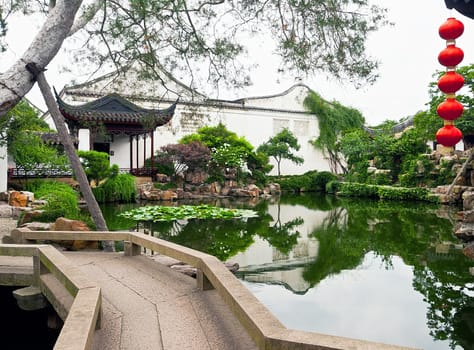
[159,141,211,180]
[77,150,111,186]
[257,128,304,176]
[180,123,258,182]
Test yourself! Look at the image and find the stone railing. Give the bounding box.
[9,228,419,350]
[0,243,101,350]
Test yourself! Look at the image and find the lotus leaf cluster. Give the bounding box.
[119,204,258,222]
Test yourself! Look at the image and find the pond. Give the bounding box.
[102,194,474,350]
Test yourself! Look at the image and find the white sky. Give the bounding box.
[1,0,473,126]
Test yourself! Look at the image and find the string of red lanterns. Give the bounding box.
[435,17,465,148]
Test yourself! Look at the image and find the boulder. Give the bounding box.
[161,190,178,201]
[9,191,32,207]
[245,184,260,198]
[463,244,474,260]
[463,191,474,211]
[52,217,98,251]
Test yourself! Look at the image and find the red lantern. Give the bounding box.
[436,125,463,147]
[439,17,464,40]
[438,45,464,67]
[437,98,464,120]
[437,71,465,94]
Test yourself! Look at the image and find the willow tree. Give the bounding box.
[0,0,388,239]
[304,91,365,174]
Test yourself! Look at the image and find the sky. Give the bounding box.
[1,0,474,126]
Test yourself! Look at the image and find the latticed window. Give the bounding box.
[273,118,289,134]
[294,120,309,136]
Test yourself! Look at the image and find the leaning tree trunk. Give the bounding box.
[26,63,114,252]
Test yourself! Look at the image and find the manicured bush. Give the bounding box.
[275,170,338,193]
[337,182,439,203]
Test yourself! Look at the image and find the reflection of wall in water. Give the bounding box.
[231,204,329,293]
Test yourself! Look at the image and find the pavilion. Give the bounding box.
[54,90,177,175]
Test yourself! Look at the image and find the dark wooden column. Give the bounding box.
[143,133,147,170]
[135,136,139,170]
[150,131,155,171]
[129,135,133,171]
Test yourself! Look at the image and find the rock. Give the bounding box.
[161,190,178,201]
[463,210,474,223]
[0,191,9,202]
[9,191,30,207]
[462,243,474,260]
[52,217,98,251]
[154,173,169,183]
[21,222,52,231]
[209,182,221,195]
[454,223,474,242]
[185,170,208,185]
[463,191,474,211]
[246,184,260,197]
[141,190,162,201]
[0,204,13,217]
[18,210,44,226]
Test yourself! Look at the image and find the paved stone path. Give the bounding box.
[0,212,257,350]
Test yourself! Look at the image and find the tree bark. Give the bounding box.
[0,0,83,117]
[26,63,114,252]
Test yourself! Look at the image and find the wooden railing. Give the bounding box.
[7,228,419,350]
[0,243,101,350]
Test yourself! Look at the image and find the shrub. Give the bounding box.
[309,171,338,191]
[28,181,81,222]
[275,171,338,193]
[337,182,439,202]
[93,173,137,203]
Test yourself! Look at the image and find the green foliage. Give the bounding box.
[92,173,137,203]
[145,153,174,176]
[77,150,111,185]
[304,91,365,173]
[180,123,271,184]
[399,154,456,188]
[337,182,439,202]
[276,170,338,193]
[119,204,258,222]
[25,180,81,222]
[245,151,273,187]
[339,118,430,185]
[426,64,474,136]
[3,100,69,179]
[257,128,303,176]
[0,99,51,146]
[10,132,69,177]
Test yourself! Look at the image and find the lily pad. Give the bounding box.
[118,204,258,222]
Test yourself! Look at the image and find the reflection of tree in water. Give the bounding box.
[147,218,257,261]
[412,252,473,349]
[304,198,473,349]
[141,199,303,260]
[257,201,302,255]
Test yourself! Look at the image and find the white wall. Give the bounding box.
[0,145,7,191]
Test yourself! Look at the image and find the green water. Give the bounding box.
[102,194,474,349]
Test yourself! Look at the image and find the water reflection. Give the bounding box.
[103,194,473,349]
